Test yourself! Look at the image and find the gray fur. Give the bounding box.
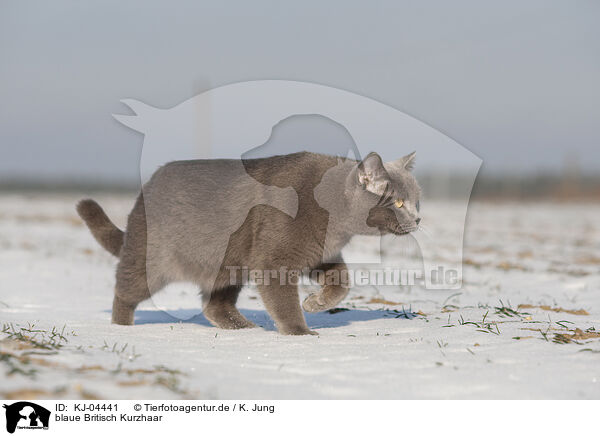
[77,151,421,335]
[77,199,124,256]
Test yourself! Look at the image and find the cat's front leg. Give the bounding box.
[302,260,350,313]
[202,285,257,329]
[258,283,317,335]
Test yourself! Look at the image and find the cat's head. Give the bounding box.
[344,151,421,236]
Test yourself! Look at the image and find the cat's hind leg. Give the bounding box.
[111,195,155,325]
[203,286,257,329]
[111,225,165,325]
[112,254,153,325]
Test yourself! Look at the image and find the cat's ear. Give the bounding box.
[357,152,391,196]
[388,151,416,172]
[402,151,416,171]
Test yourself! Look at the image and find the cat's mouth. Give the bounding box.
[385,224,419,236]
[366,208,420,237]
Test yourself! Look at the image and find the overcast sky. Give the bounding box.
[1,0,599,184]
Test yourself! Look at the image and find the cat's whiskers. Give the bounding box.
[416,224,432,238]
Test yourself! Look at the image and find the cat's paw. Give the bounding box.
[284,328,319,336]
[278,324,319,335]
[204,312,257,330]
[302,293,329,313]
[230,319,258,329]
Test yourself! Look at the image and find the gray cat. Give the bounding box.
[77,151,421,335]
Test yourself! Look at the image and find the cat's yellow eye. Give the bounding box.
[394,199,404,209]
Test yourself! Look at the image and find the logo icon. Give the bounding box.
[3,402,50,434]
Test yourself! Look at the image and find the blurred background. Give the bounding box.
[1,0,599,199]
[1,1,600,401]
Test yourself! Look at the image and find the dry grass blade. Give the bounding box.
[518,304,589,316]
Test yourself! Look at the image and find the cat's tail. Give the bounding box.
[76,199,124,257]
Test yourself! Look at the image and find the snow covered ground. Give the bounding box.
[1,192,599,399]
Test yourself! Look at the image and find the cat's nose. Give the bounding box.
[415,218,421,225]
